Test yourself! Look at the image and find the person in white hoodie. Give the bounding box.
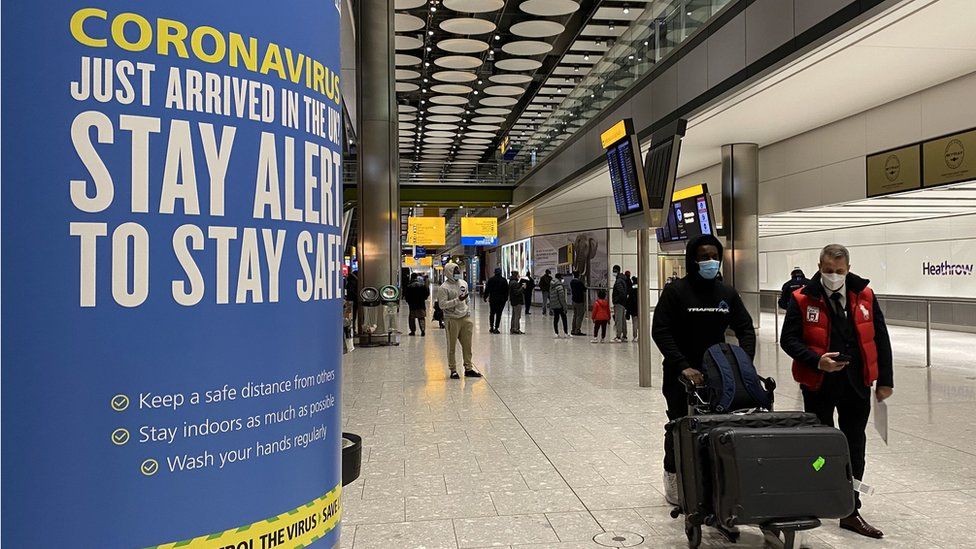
[436,262,483,379]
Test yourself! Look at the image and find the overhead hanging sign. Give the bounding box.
[419,256,434,267]
[923,128,976,188]
[460,217,498,246]
[407,216,446,246]
[866,144,921,197]
[2,2,344,548]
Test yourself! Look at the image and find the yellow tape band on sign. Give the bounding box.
[146,485,341,549]
[600,120,628,149]
[671,184,706,202]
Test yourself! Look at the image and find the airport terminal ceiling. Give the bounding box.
[390,0,711,186]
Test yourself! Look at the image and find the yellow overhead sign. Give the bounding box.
[461,217,498,246]
[419,257,433,267]
[672,184,706,202]
[601,120,628,149]
[406,216,446,246]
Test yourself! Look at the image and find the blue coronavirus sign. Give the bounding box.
[1,2,344,547]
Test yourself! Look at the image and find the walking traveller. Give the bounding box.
[781,244,893,539]
[570,271,587,335]
[651,234,756,505]
[436,262,482,379]
[539,269,553,315]
[523,272,535,315]
[611,265,629,342]
[550,273,569,338]
[404,273,430,336]
[483,267,509,334]
[779,267,811,310]
[627,275,639,341]
[591,290,611,343]
[508,271,525,334]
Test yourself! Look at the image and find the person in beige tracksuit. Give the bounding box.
[437,262,483,379]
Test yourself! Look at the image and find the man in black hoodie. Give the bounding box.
[483,268,509,334]
[652,234,756,505]
[778,267,811,310]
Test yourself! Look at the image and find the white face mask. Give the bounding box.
[821,272,845,291]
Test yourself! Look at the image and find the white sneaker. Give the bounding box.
[553,334,561,339]
[664,470,680,506]
[612,337,622,343]
[591,337,599,343]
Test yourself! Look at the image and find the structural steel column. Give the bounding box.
[637,228,654,388]
[721,143,760,327]
[356,0,400,298]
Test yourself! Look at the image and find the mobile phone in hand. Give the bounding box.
[835,353,852,363]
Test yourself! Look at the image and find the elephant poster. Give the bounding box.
[531,230,609,289]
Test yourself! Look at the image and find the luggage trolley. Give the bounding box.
[667,345,849,549]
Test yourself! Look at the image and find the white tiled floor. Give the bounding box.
[340,303,976,548]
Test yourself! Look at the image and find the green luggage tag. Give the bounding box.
[812,456,826,471]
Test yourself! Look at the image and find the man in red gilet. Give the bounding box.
[781,244,893,539]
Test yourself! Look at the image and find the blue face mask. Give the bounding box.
[698,260,721,280]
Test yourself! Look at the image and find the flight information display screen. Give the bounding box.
[656,187,715,243]
[606,137,643,216]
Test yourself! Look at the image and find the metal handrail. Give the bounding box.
[742,289,975,368]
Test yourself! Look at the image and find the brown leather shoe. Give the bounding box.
[839,512,884,539]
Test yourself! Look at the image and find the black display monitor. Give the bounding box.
[602,119,645,220]
[656,184,716,243]
[602,118,687,231]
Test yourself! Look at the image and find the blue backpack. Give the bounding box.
[700,343,774,413]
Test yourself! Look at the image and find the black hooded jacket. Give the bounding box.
[484,271,509,304]
[778,271,811,310]
[651,235,756,386]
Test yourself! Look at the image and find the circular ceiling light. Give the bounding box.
[469,124,501,132]
[509,20,565,38]
[395,0,427,9]
[428,114,463,123]
[440,17,497,35]
[488,74,533,85]
[424,137,455,144]
[395,13,425,32]
[495,58,543,71]
[484,84,525,96]
[475,107,512,116]
[428,123,460,131]
[479,96,518,107]
[431,83,474,94]
[398,130,415,137]
[400,122,417,130]
[519,0,580,16]
[466,131,497,138]
[395,35,423,50]
[472,116,506,124]
[443,0,505,12]
[396,82,420,92]
[395,54,422,66]
[432,70,478,83]
[501,40,553,56]
[464,138,493,145]
[427,130,457,138]
[430,95,468,105]
[438,38,490,54]
[398,104,418,113]
[428,105,466,114]
[396,69,421,80]
[434,55,483,69]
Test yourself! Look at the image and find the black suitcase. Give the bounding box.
[709,426,855,528]
[670,412,822,525]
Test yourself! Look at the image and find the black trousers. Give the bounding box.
[552,308,567,334]
[802,375,870,509]
[488,301,505,330]
[663,378,687,474]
